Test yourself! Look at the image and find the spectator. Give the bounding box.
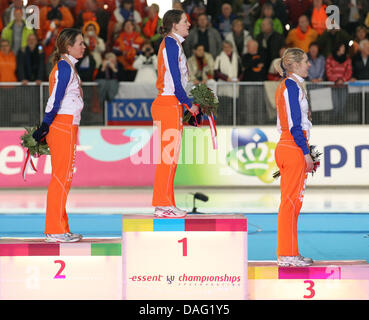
[96,52,125,108]
[351,39,369,80]
[214,2,237,39]
[38,0,74,40]
[256,17,285,70]
[184,13,222,59]
[269,0,288,27]
[113,19,144,81]
[187,43,215,84]
[317,27,353,58]
[133,40,158,83]
[0,39,17,82]
[225,18,253,58]
[173,1,191,25]
[268,45,287,80]
[82,20,105,69]
[113,0,142,33]
[1,9,34,55]
[338,0,369,36]
[17,33,45,85]
[307,41,325,82]
[286,15,318,52]
[2,0,26,27]
[284,0,312,28]
[325,42,352,121]
[75,0,110,41]
[350,25,368,56]
[76,45,97,81]
[241,39,267,81]
[309,0,327,36]
[231,0,258,32]
[253,2,283,38]
[141,3,162,50]
[182,0,206,23]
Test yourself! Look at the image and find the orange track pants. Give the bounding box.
[45,114,78,234]
[151,96,183,207]
[275,140,308,257]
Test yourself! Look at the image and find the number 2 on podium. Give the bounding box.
[178,238,187,256]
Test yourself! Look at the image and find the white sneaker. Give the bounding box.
[45,233,82,243]
[154,206,187,218]
[277,255,313,267]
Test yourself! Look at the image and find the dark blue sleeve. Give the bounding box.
[165,37,192,109]
[43,60,71,125]
[285,79,309,155]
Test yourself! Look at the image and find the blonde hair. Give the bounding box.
[273,48,305,78]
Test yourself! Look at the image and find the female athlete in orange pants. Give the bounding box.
[151,10,199,218]
[273,48,315,266]
[32,29,86,242]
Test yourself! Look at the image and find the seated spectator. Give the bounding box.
[325,42,352,121]
[96,52,125,108]
[256,17,285,71]
[214,2,237,39]
[351,39,369,80]
[38,0,74,40]
[173,1,191,25]
[113,0,142,34]
[113,19,144,81]
[285,15,318,52]
[75,0,110,41]
[2,0,26,26]
[17,33,45,85]
[231,0,258,31]
[309,0,327,36]
[284,0,312,28]
[225,18,253,58]
[214,40,242,83]
[141,3,162,50]
[339,0,368,36]
[182,0,206,25]
[0,39,17,82]
[307,41,325,82]
[76,45,97,81]
[253,2,283,38]
[350,25,369,57]
[241,39,267,81]
[187,43,215,84]
[133,40,158,83]
[82,20,106,69]
[317,27,352,58]
[267,45,287,80]
[1,9,34,55]
[268,0,288,27]
[184,13,222,59]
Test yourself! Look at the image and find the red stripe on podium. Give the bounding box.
[28,244,60,256]
[0,244,29,256]
[185,219,216,231]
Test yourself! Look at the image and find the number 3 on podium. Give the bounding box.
[304,280,315,299]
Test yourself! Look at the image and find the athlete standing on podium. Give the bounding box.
[32,29,85,242]
[274,48,314,266]
[151,10,199,218]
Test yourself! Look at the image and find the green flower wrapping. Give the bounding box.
[183,84,219,123]
[20,126,50,156]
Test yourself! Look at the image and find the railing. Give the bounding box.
[0,81,368,127]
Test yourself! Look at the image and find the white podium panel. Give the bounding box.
[0,238,122,299]
[248,260,369,300]
[122,215,248,300]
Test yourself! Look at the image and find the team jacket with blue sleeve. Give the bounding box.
[43,54,84,126]
[156,32,192,109]
[275,73,312,155]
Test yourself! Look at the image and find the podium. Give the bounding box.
[0,238,122,299]
[248,260,369,300]
[122,214,248,300]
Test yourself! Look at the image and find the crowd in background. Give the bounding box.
[0,0,369,86]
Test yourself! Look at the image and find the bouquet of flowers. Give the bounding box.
[273,145,322,179]
[20,126,50,181]
[183,83,219,149]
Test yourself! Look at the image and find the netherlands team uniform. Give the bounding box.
[274,73,312,257]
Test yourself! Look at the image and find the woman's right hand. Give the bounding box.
[304,154,314,173]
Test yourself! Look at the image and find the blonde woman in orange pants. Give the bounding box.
[151,10,199,218]
[32,29,86,242]
[273,48,315,266]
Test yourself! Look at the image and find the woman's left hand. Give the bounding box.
[189,104,199,115]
